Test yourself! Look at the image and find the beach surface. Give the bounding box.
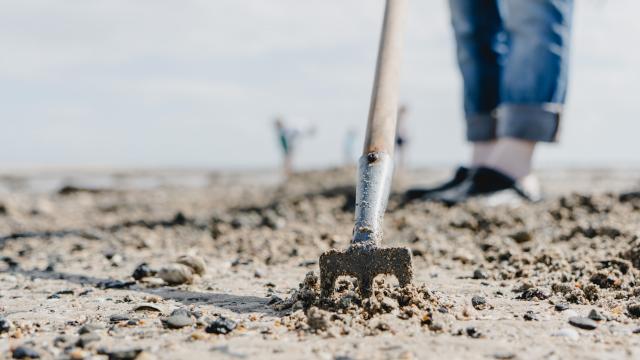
[2,168,640,359]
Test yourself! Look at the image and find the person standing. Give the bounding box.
[395,104,410,175]
[407,0,574,203]
[273,116,315,177]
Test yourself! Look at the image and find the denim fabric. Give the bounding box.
[449,0,573,142]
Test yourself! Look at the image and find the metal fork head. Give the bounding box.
[319,244,413,298]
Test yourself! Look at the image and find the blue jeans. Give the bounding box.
[449,0,573,142]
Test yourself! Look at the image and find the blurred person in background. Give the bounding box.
[343,127,358,166]
[274,116,316,177]
[407,0,573,204]
[395,104,410,176]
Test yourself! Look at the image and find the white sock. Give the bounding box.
[484,138,536,180]
[471,141,496,167]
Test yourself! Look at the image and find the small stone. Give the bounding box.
[0,317,12,333]
[133,304,163,313]
[96,279,135,289]
[588,309,606,321]
[568,316,598,330]
[262,212,286,230]
[157,264,194,285]
[109,314,130,323]
[69,349,87,360]
[139,277,165,287]
[176,255,206,275]
[135,352,157,360]
[554,303,569,312]
[12,346,40,359]
[523,310,537,321]
[465,326,482,338]
[627,303,640,318]
[254,269,265,278]
[632,328,640,334]
[551,328,580,340]
[471,296,487,310]
[164,308,193,329]
[97,347,143,360]
[76,332,101,348]
[53,335,74,348]
[515,287,550,301]
[493,352,516,360]
[78,323,103,334]
[132,263,155,280]
[472,268,489,280]
[509,230,532,243]
[205,316,237,334]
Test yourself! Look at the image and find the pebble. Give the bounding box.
[76,332,101,348]
[465,326,482,338]
[0,316,12,333]
[588,309,606,321]
[96,279,135,289]
[632,328,640,334]
[176,255,206,275]
[205,316,237,334]
[97,347,142,360]
[471,296,487,310]
[627,303,640,318]
[53,335,74,348]
[136,352,158,360]
[493,352,516,360]
[133,304,164,313]
[554,303,569,312]
[552,328,580,340]
[109,314,130,323]
[139,277,165,287]
[12,346,41,359]
[132,263,155,280]
[473,268,489,280]
[79,323,103,334]
[515,288,550,301]
[69,349,87,360]
[157,264,194,285]
[164,309,193,329]
[568,316,598,330]
[509,230,532,243]
[523,310,537,321]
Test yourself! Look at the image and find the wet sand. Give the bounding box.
[2,167,640,359]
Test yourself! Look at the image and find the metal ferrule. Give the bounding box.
[352,151,393,247]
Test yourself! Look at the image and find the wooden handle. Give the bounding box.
[363,0,408,155]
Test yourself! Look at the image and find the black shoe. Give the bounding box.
[430,166,541,205]
[404,166,470,202]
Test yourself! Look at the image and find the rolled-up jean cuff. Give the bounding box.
[466,114,497,141]
[496,103,562,142]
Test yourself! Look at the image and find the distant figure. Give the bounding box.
[343,127,358,166]
[273,116,315,177]
[395,104,409,174]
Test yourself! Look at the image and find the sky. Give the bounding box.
[1,0,639,170]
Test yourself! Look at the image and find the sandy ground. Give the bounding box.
[2,167,640,359]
